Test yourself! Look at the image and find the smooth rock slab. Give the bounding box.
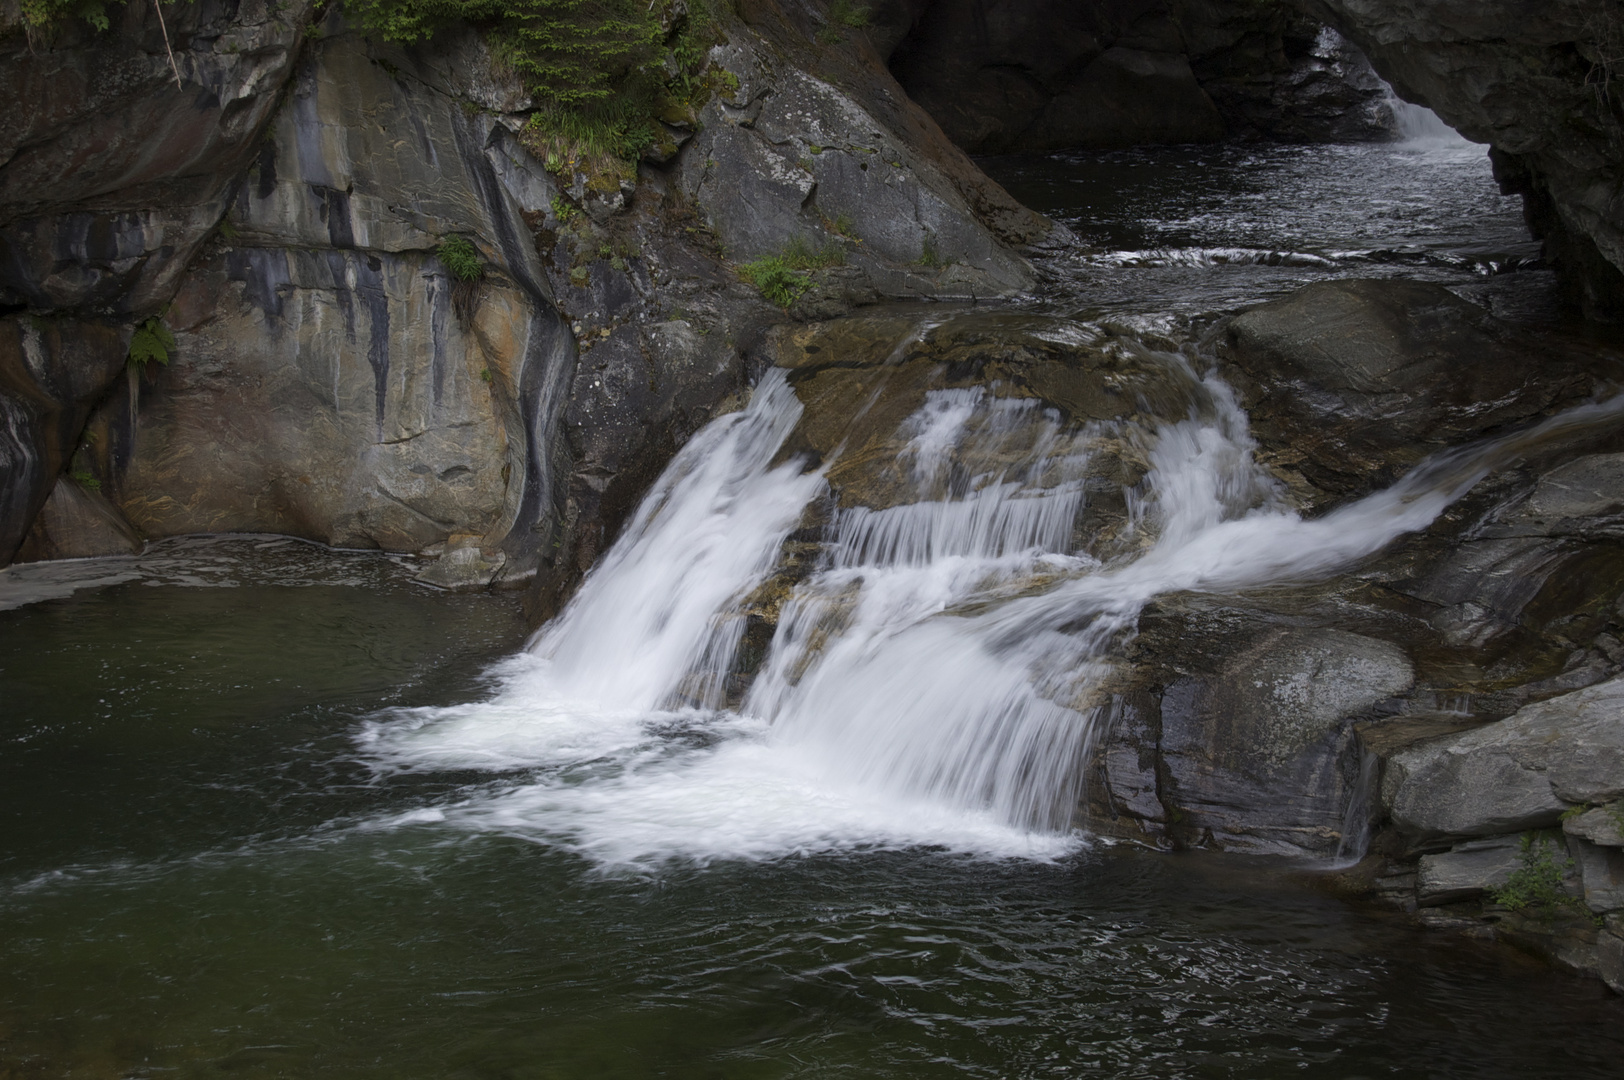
[1564,804,1624,848]
[1416,836,1522,907]
[1384,674,1624,840]
[1569,836,1624,913]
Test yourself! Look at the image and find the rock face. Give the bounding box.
[1153,626,1412,855]
[0,0,1049,587]
[13,474,142,561]
[80,26,573,582]
[1304,0,1624,320]
[883,0,1393,153]
[1384,676,1624,842]
[1221,279,1590,503]
[0,0,315,565]
[681,0,1048,289]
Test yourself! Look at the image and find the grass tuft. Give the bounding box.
[736,237,844,307]
[438,235,485,282]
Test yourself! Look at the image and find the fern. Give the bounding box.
[127,317,175,370]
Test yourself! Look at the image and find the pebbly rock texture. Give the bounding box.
[677,0,1048,296]
[881,0,1393,153]
[1303,0,1624,320]
[1141,624,1412,856]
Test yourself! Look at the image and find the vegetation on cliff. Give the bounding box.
[348,0,726,176]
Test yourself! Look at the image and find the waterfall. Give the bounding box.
[1383,84,1473,149]
[362,357,1624,868]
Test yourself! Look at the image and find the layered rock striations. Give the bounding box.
[0,0,317,564]
[0,0,1049,591]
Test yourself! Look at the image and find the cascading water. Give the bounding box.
[364,349,1624,868]
[1383,84,1473,149]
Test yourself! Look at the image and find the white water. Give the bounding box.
[364,359,1624,868]
[1385,86,1475,151]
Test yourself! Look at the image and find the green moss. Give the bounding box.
[18,0,119,34]
[830,0,869,29]
[127,316,175,371]
[437,235,484,282]
[736,237,844,308]
[69,470,101,491]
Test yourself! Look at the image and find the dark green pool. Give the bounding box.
[2,539,1621,1079]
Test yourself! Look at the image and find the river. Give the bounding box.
[4,131,1623,1077]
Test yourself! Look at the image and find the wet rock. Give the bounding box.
[1353,712,1479,758]
[1383,675,1624,841]
[13,476,142,561]
[1600,928,1624,993]
[1088,694,1168,845]
[1222,279,1589,503]
[1569,836,1624,913]
[0,0,316,314]
[1416,836,1522,906]
[0,316,130,564]
[415,540,508,591]
[1154,624,1412,856]
[1485,453,1624,542]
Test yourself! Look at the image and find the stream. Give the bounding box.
[5,133,1624,1077]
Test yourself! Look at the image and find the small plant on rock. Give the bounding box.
[438,235,485,323]
[127,316,175,373]
[438,235,484,282]
[736,237,844,308]
[1488,833,1598,924]
[831,0,870,29]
